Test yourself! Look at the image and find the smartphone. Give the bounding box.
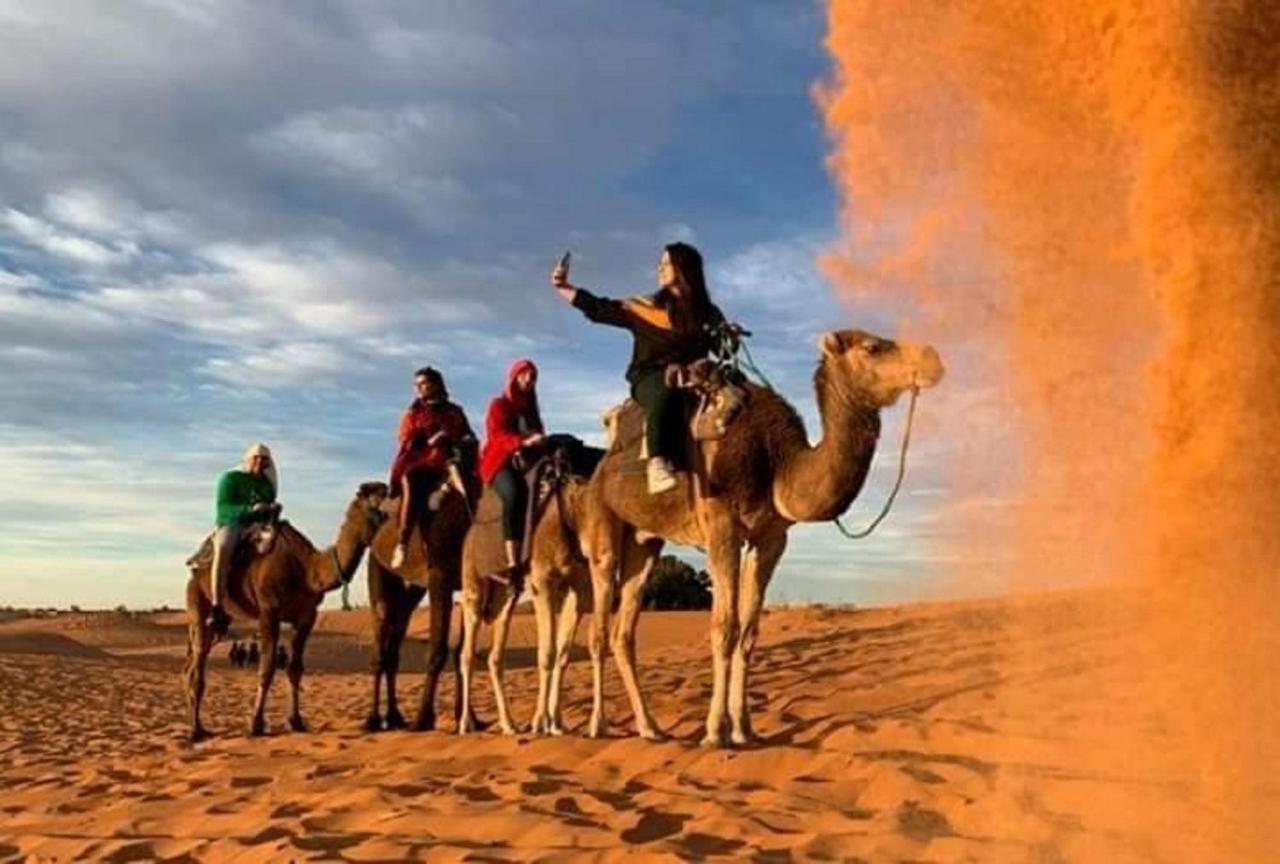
[557,250,571,271]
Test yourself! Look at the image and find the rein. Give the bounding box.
[330,547,350,585]
[833,385,920,540]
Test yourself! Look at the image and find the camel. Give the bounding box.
[363,483,472,732]
[184,481,389,741]
[457,443,602,736]
[581,328,944,746]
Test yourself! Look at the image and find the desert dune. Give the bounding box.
[1,591,1268,862]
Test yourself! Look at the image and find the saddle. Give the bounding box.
[468,435,603,579]
[184,520,282,611]
[602,359,748,456]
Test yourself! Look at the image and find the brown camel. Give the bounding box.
[364,483,471,732]
[582,328,944,746]
[458,447,601,736]
[184,481,389,741]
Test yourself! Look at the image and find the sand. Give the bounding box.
[0,592,1267,862]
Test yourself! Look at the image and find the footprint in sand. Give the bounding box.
[454,784,501,803]
[269,802,306,818]
[241,825,293,846]
[520,779,564,795]
[619,809,689,844]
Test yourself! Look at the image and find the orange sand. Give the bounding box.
[1,594,1270,862]
[821,2,1280,858]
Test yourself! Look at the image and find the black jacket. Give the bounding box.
[571,288,725,383]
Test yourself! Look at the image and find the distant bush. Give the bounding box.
[69,605,81,614]
[643,556,712,611]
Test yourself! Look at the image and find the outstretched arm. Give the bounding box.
[552,255,632,329]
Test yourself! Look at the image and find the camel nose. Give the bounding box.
[917,346,945,388]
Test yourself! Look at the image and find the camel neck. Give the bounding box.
[772,366,881,523]
[313,524,363,592]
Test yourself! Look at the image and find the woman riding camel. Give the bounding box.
[478,358,546,580]
[553,242,725,494]
[207,442,280,636]
[389,366,476,569]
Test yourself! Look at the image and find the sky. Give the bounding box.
[0,0,1005,609]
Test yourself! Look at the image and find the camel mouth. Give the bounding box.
[912,346,945,389]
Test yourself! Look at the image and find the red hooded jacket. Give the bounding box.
[478,359,544,483]
[389,398,474,490]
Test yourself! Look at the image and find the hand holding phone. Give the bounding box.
[552,250,572,288]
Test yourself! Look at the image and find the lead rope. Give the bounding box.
[833,385,920,539]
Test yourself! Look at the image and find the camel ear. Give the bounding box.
[820,331,845,357]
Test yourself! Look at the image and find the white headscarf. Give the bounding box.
[240,442,279,495]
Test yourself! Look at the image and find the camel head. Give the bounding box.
[348,481,391,544]
[818,329,944,409]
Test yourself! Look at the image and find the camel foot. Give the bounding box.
[250,716,267,738]
[637,725,667,743]
[587,714,606,739]
[289,714,307,733]
[189,726,212,744]
[362,713,383,733]
[385,708,408,731]
[412,712,437,733]
[730,728,763,747]
[700,730,731,749]
[497,721,518,737]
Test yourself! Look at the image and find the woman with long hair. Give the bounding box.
[478,358,545,579]
[388,366,476,569]
[552,242,724,493]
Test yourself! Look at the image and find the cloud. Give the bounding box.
[2,206,135,268]
[0,2,891,609]
[203,341,350,387]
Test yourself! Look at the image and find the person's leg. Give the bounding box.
[492,466,528,578]
[632,370,678,493]
[392,472,418,568]
[208,523,242,633]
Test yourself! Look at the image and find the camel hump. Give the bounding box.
[602,400,646,456]
[185,521,283,574]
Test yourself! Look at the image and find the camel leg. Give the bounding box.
[384,584,423,731]
[528,577,556,735]
[287,613,315,732]
[487,582,520,735]
[415,572,452,731]
[703,521,742,748]
[457,588,481,735]
[586,541,619,739]
[184,579,214,742]
[611,538,664,740]
[250,613,281,737]
[728,531,787,746]
[365,557,391,732]
[547,579,584,736]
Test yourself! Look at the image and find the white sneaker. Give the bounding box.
[646,458,677,495]
[390,543,406,569]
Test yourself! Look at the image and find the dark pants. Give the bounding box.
[397,469,442,546]
[491,465,528,542]
[631,369,679,463]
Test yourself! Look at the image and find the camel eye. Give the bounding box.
[863,339,888,355]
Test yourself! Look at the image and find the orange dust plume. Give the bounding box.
[821,0,1280,859]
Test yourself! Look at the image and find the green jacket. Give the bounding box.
[214,470,276,528]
